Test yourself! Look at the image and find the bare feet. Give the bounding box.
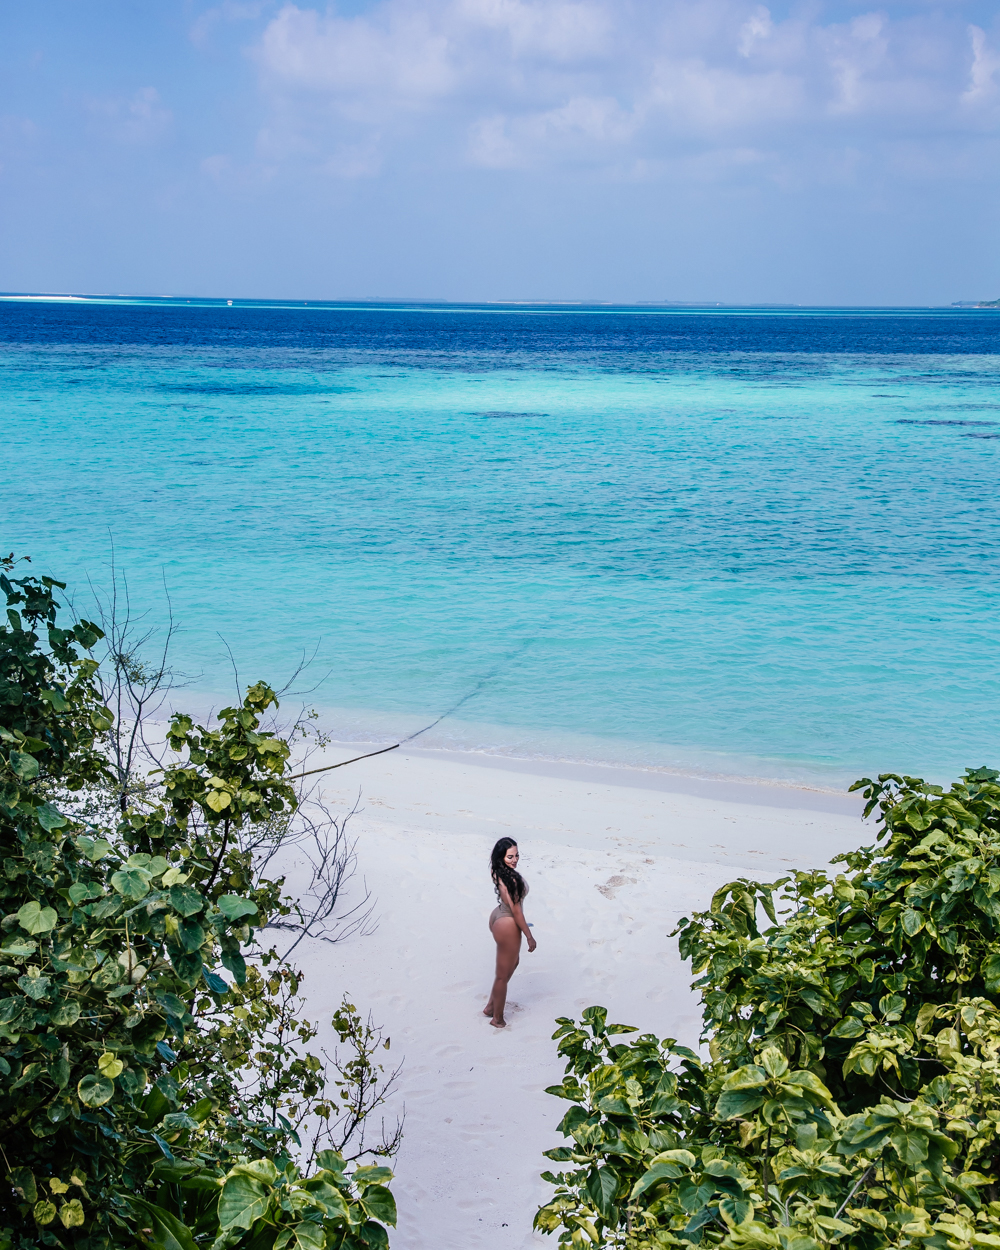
[490,1017,506,1028]
[483,1003,494,1017]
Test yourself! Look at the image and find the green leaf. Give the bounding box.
[838,1117,892,1156]
[716,1088,767,1119]
[50,1000,81,1026]
[91,958,123,989]
[720,1064,767,1091]
[353,1166,394,1187]
[781,1070,836,1109]
[39,688,70,713]
[719,1197,753,1228]
[18,972,51,1000]
[586,1166,619,1219]
[156,992,189,1020]
[127,1197,198,1250]
[80,837,112,861]
[683,1205,718,1238]
[8,1167,37,1204]
[360,1185,397,1227]
[0,997,25,1024]
[217,895,258,921]
[597,1096,632,1116]
[178,919,206,953]
[799,988,828,1015]
[9,751,39,780]
[187,1097,215,1124]
[299,1177,350,1219]
[830,1016,866,1039]
[651,1149,697,1168]
[169,884,204,917]
[982,952,1000,993]
[33,1200,57,1226]
[358,1221,390,1250]
[17,902,57,935]
[68,882,100,905]
[77,1074,115,1107]
[759,1048,789,1078]
[704,1159,747,1183]
[111,868,151,900]
[221,948,247,984]
[631,1162,681,1198]
[170,950,203,986]
[218,1173,269,1230]
[161,1112,200,1133]
[98,1052,124,1079]
[58,1199,85,1230]
[293,1222,326,1250]
[890,1126,929,1167]
[35,802,67,831]
[204,789,231,813]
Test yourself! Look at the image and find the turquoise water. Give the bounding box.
[3,297,1000,787]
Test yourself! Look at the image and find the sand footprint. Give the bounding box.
[444,980,475,995]
[596,874,637,899]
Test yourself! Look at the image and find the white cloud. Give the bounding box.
[738,6,772,59]
[255,4,457,106]
[190,2,266,49]
[86,87,173,144]
[455,0,609,60]
[469,94,635,166]
[821,13,889,116]
[964,25,1000,103]
[243,0,1000,181]
[645,59,802,134]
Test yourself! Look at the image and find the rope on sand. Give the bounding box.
[284,595,579,782]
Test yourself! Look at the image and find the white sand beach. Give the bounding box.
[278,746,868,1249]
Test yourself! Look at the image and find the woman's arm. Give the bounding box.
[498,881,537,952]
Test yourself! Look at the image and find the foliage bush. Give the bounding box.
[0,561,397,1249]
[536,766,1000,1249]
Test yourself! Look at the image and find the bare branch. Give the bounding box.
[256,793,377,961]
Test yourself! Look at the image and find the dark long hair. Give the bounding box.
[490,836,526,904]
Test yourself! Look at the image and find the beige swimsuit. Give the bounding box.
[490,880,528,929]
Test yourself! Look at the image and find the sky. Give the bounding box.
[1,0,999,304]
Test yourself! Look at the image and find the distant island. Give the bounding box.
[953,299,1000,307]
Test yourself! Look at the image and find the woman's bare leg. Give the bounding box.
[487,918,521,1027]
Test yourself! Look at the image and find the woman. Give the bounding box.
[484,836,536,1028]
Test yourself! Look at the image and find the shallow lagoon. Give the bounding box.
[3,298,999,787]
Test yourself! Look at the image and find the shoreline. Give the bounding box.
[302,740,866,873]
[176,687,881,797]
[379,742,866,814]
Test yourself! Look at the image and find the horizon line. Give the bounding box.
[0,290,994,312]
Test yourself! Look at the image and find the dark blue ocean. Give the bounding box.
[3,295,1000,787]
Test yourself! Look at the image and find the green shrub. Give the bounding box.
[0,561,397,1249]
[536,768,1000,1249]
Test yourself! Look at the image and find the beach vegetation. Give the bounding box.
[0,558,398,1249]
[536,766,1000,1249]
